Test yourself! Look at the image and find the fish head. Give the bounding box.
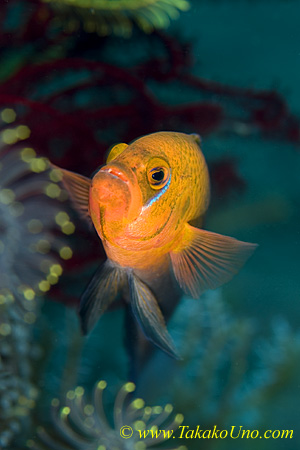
[90,132,210,248]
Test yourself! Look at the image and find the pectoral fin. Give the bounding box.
[79,261,125,334]
[53,165,91,219]
[129,273,179,359]
[170,224,257,298]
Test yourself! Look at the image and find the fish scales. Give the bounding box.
[54,131,257,363]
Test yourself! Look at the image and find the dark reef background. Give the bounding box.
[0,1,299,449]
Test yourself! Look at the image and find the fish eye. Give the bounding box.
[147,160,170,190]
[151,169,165,182]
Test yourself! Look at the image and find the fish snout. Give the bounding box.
[91,167,131,210]
[91,163,143,224]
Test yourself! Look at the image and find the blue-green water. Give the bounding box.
[0,1,299,449]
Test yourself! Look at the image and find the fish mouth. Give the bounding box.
[91,166,130,211]
[92,162,142,223]
[100,166,129,184]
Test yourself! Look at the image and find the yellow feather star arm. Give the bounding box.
[43,0,191,36]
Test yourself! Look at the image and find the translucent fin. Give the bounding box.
[79,261,125,334]
[170,224,257,299]
[129,272,179,359]
[53,165,91,219]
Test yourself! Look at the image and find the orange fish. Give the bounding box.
[58,132,256,358]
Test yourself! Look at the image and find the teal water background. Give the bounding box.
[0,1,299,449]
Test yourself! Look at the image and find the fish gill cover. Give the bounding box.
[0,0,299,449]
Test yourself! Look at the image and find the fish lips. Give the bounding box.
[91,164,141,221]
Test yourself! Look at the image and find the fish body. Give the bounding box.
[58,132,256,358]
[90,133,209,266]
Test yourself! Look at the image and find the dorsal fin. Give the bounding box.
[170,224,257,298]
[106,142,128,163]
